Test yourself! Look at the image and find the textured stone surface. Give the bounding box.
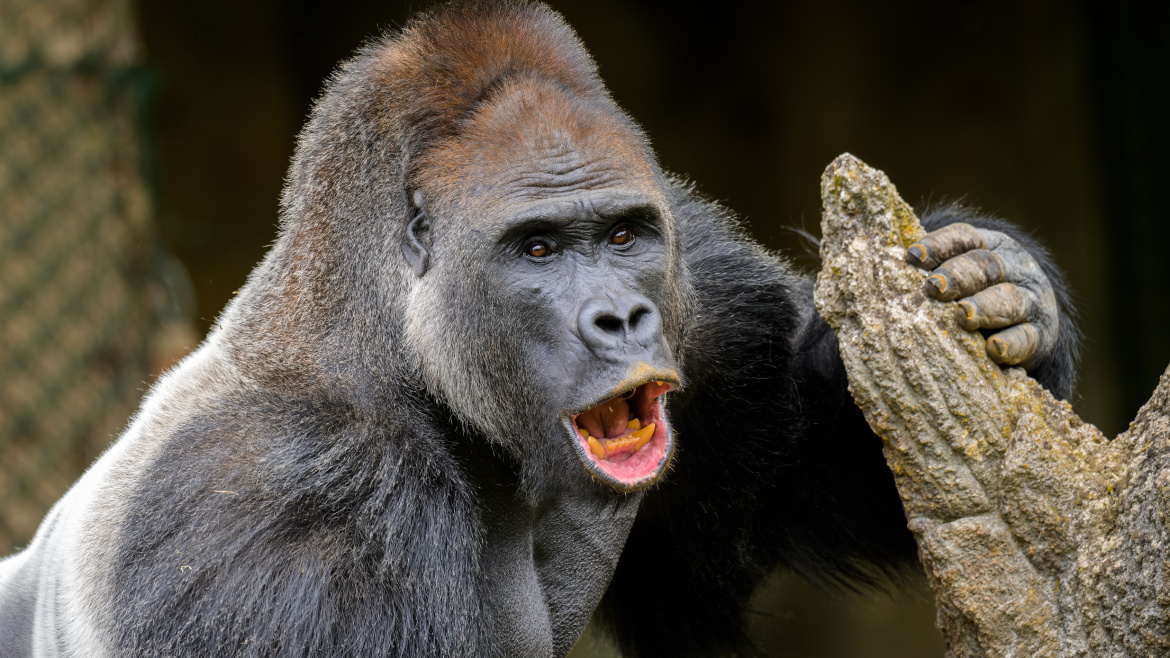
[814,153,1170,657]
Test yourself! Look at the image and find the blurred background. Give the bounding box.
[1,0,1167,655]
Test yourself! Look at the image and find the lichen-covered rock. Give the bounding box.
[814,153,1170,657]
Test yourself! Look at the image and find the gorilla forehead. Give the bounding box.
[415,76,662,214]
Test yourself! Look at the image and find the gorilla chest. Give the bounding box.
[479,487,643,657]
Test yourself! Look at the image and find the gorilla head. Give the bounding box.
[263,1,686,497]
[403,62,686,495]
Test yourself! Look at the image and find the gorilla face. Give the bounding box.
[403,79,683,494]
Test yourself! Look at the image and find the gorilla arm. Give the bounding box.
[597,186,1081,658]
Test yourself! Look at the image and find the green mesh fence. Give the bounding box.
[0,0,163,553]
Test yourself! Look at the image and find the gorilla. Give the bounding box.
[0,2,1078,656]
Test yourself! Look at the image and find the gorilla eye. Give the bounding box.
[609,226,634,246]
[526,240,553,258]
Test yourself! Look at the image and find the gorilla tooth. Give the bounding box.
[588,437,607,459]
[585,422,656,460]
[627,418,642,431]
[631,423,655,450]
[603,424,656,457]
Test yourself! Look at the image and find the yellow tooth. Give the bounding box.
[627,418,641,431]
[632,423,655,449]
[578,427,590,439]
[587,437,606,459]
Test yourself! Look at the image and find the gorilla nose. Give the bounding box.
[578,293,663,356]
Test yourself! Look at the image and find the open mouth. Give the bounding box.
[568,379,674,492]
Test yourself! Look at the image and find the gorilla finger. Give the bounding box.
[923,249,1005,302]
[906,222,984,269]
[954,282,1030,331]
[986,322,1039,366]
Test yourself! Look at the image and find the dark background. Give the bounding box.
[132,0,1170,654]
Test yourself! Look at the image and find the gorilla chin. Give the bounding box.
[567,377,676,492]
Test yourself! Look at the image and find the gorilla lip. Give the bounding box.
[568,379,674,492]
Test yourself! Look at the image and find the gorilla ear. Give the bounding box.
[403,190,431,277]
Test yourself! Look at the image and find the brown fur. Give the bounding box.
[373,1,606,148]
[417,77,658,207]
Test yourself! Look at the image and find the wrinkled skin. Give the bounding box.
[907,222,1060,367]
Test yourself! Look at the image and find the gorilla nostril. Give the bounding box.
[595,314,624,334]
[578,294,662,354]
[629,307,650,330]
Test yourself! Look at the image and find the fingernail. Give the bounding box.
[907,244,926,264]
[927,274,947,295]
[988,337,1007,359]
[955,300,982,331]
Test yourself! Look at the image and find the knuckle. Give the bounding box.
[937,249,1005,296]
[916,222,986,267]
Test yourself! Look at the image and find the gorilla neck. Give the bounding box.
[453,426,642,655]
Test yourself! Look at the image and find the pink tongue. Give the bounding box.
[578,413,604,439]
[578,396,633,439]
[599,397,630,437]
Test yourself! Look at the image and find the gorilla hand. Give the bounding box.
[905,222,1059,368]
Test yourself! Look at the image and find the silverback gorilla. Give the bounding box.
[0,2,1078,656]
